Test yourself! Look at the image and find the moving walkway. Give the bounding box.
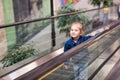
[0,6,120,80]
[0,20,120,80]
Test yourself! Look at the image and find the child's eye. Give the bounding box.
[75,30,78,31]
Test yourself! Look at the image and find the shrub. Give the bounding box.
[1,44,38,69]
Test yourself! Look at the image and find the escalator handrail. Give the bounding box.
[0,6,113,29]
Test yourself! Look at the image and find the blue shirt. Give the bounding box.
[64,35,92,52]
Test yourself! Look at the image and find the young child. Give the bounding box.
[64,22,109,80]
[64,22,92,80]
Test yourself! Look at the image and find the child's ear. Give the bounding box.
[80,32,83,36]
[81,30,84,35]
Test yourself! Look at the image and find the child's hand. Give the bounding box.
[99,26,109,32]
[89,26,110,36]
[104,26,110,30]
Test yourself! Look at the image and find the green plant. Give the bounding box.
[103,0,113,6]
[89,0,113,17]
[57,6,89,36]
[89,0,113,7]
[1,44,38,69]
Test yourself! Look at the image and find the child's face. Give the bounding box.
[70,24,82,39]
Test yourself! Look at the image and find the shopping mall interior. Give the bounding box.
[0,0,120,80]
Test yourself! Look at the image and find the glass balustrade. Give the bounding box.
[41,25,120,80]
[0,6,119,80]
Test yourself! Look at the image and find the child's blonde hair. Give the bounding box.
[71,22,84,35]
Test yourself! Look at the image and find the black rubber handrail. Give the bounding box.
[0,6,107,29]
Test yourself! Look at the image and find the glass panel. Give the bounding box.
[13,0,50,22]
[41,25,120,80]
[0,6,119,78]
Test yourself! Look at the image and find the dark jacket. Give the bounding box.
[64,35,92,66]
[64,35,92,52]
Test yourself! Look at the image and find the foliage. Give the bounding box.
[103,0,113,6]
[1,44,38,69]
[89,0,113,7]
[89,0,101,7]
[89,0,113,22]
[57,6,89,36]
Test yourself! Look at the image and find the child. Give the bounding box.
[64,22,109,80]
[64,22,92,80]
